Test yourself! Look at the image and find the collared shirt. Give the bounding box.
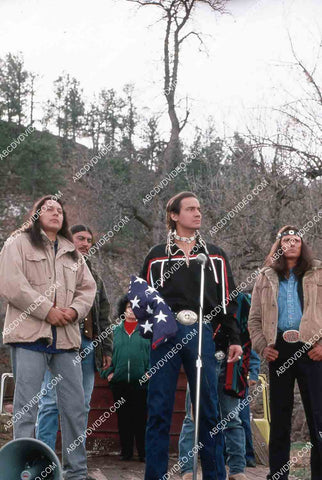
[277,270,302,331]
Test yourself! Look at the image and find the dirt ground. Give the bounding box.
[0,412,310,480]
[87,451,310,480]
[86,455,270,480]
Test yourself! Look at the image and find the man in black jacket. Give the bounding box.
[141,191,242,480]
[72,225,113,371]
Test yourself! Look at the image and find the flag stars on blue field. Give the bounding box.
[128,275,177,348]
[130,295,140,309]
[153,295,165,304]
[141,319,153,334]
[146,285,157,295]
[146,305,154,315]
[134,276,145,284]
[155,311,168,323]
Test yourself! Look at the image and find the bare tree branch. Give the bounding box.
[178,30,204,46]
[288,33,322,106]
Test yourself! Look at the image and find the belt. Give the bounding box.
[215,350,226,360]
[174,309,213,326]
[279,329,300,344]
[175,310,198,326]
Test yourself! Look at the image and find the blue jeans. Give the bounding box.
[179,359,246,476]
[36,333,95,451]
[239,386,255,462]
[178,383,195,475]
[145,322,225,480]
[11,347,87,480]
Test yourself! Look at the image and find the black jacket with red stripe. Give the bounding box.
[141,241,241,345]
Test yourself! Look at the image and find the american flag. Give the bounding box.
[128,275,177,349]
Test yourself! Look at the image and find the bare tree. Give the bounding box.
[253,38,322,180]
[127,0,227,172]
[127,0,228,243]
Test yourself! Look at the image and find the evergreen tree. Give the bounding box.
[10,130,65,198]
[0,53,29,125]
[100,88,124,153]
[49,73,85,141]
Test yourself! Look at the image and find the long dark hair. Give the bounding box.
[166,191,197,231]
[70,224,93,237]
[14,195,78,260]
[70,224,94,247]
[264,224,313,276]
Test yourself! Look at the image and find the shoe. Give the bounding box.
[182,473,193,480]
[229,474,248,480]
[139,456,145,462]
[246,459,256,467]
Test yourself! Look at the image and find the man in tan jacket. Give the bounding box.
[0,195,96,480]
[248,225,322,480]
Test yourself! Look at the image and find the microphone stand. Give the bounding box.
[193,253,207,480]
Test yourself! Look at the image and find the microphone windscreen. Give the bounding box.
[196,253,208,266]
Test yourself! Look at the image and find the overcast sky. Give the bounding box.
[1,0,321,141]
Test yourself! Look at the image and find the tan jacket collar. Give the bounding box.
[311,258,322,270]
[40,229,76,258]
[261,267,279,294]
[40,228,56,245]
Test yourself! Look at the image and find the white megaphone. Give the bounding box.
[0,437,63,480]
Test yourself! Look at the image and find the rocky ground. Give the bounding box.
[0,410,311,480]
[85,449,310,480]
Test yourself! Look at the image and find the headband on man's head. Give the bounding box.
[276,229,301,240]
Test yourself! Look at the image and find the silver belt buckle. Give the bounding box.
[215,350,226,361]
[282,330,300,343]
[176,310,198,326]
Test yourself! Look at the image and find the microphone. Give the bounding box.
[196,253,208,266]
